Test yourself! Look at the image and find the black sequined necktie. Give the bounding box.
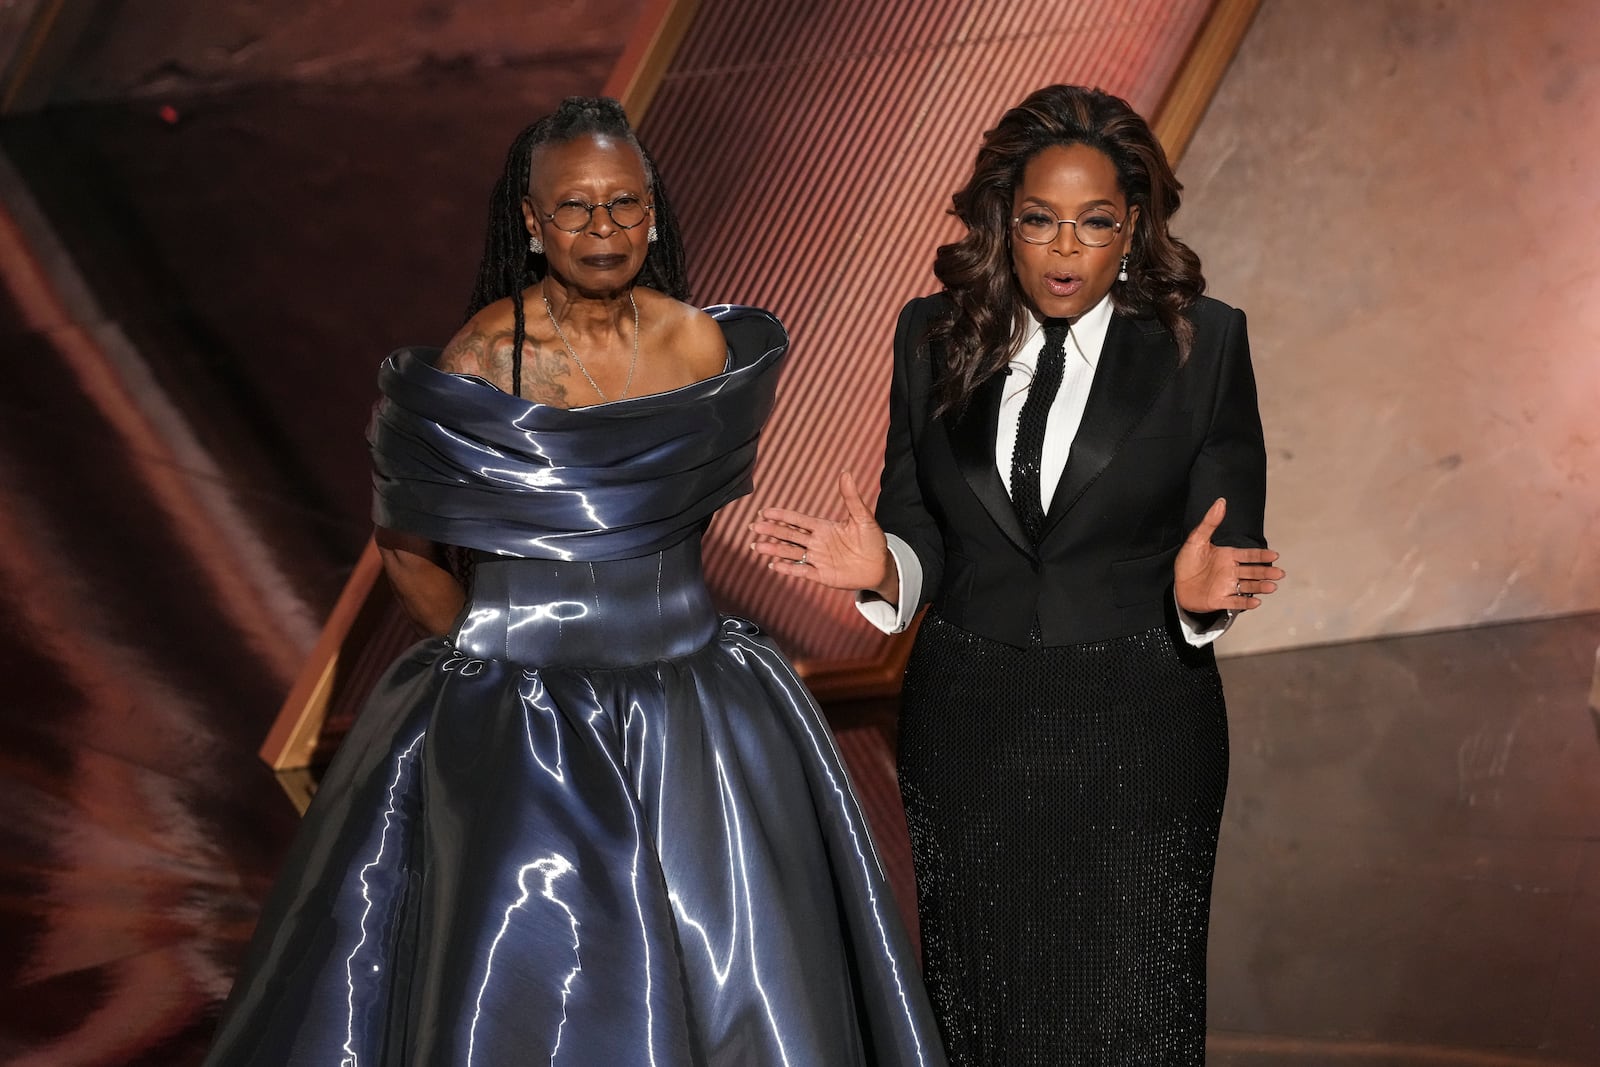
[1009,321,1070,545]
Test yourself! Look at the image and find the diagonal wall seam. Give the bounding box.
[0,149,319,685]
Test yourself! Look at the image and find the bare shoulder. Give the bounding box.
[437,299,519,389]
[638,290,726,380]
[676,304,729,377]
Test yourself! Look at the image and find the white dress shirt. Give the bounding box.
[857,294,1233,646]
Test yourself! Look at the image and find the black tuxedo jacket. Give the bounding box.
[877,292,1267,648]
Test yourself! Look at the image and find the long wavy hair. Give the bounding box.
[463,97,690,361]
[929,84,1205,416]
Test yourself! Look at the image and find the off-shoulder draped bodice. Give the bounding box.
[369,304,787,561]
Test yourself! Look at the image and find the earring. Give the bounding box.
[1117,254,1129,282]
[528,234,544,255]
[647,224,659,244]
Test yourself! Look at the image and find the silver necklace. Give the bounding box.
[542,290,639,403]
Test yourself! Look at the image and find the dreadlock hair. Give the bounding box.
[463,96,691,378]
[928,84,1205,417]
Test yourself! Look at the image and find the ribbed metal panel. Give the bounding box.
[641,0,1212,662]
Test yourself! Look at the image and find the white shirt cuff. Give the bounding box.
[854,533,923,634]
[1176,592,1235,647]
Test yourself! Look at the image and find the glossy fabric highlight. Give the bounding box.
[456,544,717,667]
[203,306,944,1066]
[369,306,788,563]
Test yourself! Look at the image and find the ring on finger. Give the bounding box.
[799,549,809,566]
[1234,578,1244,598]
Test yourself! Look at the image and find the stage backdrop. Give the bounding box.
[1176,0,1600,653]
[39,0,645,102]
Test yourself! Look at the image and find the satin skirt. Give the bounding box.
[204,542,944,1066]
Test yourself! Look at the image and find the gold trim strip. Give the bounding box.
[604,0,703,118]
[1152,0,1263,165]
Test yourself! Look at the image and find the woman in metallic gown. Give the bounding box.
[202,96,944,1067]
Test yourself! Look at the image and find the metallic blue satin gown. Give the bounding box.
[203,306,944,1066]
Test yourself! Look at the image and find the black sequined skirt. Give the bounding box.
[898,612,1229,1066]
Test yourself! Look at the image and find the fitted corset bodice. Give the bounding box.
[451,538,718,668]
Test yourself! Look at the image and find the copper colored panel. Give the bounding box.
[640,0,1213,664]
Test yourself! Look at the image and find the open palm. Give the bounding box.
[1173,497,1285,613]
[748,471,895,597]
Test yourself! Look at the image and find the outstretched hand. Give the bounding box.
[1173,498,1285,614]
[749,471,896,598]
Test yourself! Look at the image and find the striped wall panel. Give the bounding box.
[640,0,1214,663]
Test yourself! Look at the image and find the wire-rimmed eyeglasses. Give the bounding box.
[1012,205,1124,247]
[540,195,652,233]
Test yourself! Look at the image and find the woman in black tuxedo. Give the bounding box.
[751,85,1284,1063]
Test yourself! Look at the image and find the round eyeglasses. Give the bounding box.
[1012,205,1124,247]
[542,195,651,233]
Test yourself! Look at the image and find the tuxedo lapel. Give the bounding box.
[1042,314,1180,536]
[946,367,1035,558]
